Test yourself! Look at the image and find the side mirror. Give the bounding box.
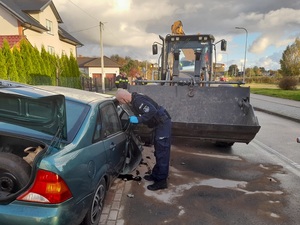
[152,44,158,55]
[297,137,300,143]
[221,40,227,51]
[173,50,180,60]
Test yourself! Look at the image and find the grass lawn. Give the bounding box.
[245,83,300,101]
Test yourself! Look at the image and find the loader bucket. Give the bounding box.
[128,84,260,144]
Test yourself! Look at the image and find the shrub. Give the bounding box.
[278,77,298,90]
[229,76,280,84]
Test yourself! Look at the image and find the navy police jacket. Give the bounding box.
[131,92,170,128]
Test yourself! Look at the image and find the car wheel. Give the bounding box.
[81,178,107,225]
[0,152,31,194]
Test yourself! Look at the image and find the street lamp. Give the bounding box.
[220,53,228,72]
[235,27,248,83]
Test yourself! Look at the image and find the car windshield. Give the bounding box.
[65,100,90,142]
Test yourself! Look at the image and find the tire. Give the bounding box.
[0,152,31,194]
[81,178,107,225]
[214,141,234,148]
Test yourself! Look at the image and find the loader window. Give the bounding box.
[180,59,194,71]
[178,47,196,73]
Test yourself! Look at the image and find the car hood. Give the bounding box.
[0,87,67,141]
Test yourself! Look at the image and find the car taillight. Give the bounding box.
[17,169,72,204]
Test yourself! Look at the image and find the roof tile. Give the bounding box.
[0,35,25,48]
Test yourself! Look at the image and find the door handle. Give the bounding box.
[109,143,116,151]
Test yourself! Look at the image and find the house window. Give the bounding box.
[48,46,55,54]
[46,19,53,35]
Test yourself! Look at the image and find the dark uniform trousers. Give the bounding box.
[152,114,172,182]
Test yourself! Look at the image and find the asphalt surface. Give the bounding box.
[99,93,300,225]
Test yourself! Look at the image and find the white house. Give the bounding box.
[0,0,82,56]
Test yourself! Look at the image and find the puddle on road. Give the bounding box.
[200,178,247,188]
[144,178,248,204]
[144,177,283,204]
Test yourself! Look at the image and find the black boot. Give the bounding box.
[144,174,155,181]
[147,180,167,191]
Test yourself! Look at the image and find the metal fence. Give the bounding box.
[80,77,115,92]
[54,77,115,92]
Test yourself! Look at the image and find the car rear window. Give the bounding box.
[0,95,56,123]
[65,100,90,142]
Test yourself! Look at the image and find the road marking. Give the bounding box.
[251,139,300,177]
[172,148,242,161]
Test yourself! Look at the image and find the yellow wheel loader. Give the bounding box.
[129,21,260,147]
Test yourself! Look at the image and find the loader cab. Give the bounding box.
[164,34,215,81]
[153,34,227,83]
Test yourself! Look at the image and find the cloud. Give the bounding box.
[53,0,300,70]
[246,8,300,54]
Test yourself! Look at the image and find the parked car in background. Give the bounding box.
[0,80,143,225]
[220,76,228,82]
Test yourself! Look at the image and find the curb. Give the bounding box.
[254,107,300,124]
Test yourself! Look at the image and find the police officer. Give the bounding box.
[115,73,121,88]
[120,72,129,89]
[115,89,171,191]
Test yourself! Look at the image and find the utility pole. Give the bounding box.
[100,22,105,93]
[235,27,248,83]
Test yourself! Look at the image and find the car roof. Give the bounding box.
[36,86,114,104]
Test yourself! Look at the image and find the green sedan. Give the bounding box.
[0,81,143,225]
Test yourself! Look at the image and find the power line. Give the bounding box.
[68,25,99,33]
[63,0,141,59]
[66,0,100,22]
[63,0,122,47]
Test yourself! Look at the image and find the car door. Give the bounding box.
[97,102,126,177]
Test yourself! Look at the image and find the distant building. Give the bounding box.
[214,63,225,77]
[0,0,82,56]
[77,56,121,86]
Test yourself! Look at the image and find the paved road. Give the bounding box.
[99,94,300,225]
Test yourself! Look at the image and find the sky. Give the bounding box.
[53,0,300,71]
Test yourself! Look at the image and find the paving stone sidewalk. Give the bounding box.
[99,179,131,225]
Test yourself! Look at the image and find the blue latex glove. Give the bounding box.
[129,116,139,124]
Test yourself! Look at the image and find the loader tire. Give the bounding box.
[215,142,234,148]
